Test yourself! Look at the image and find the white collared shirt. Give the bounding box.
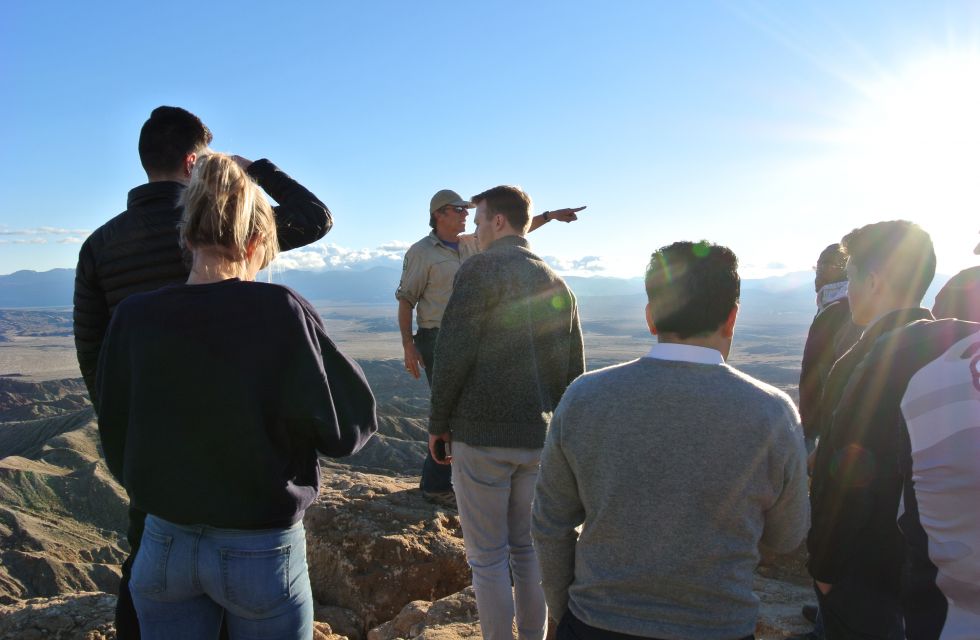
[643,342,725,365]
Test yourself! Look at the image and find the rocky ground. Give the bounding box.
[0,374,817,639]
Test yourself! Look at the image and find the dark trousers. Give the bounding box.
[415,328,453,493]
[556,609,754,640]
[115,507,145,639]
[116,507,230,640]
[816,578,903,640]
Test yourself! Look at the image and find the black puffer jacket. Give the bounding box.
[73,159,331,403]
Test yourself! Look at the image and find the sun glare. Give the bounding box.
[823,51,980,273]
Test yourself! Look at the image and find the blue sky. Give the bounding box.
[2,1,978,279]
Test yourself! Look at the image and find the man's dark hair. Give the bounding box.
[841,220,936,303]
[471,185,531,233]
[645,241,740,339]
[817,243,848,276]
[138,106,213,176]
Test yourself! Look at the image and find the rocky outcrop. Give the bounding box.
[368,588,480,640]
[306,463,471,633]
[0,591,116,640]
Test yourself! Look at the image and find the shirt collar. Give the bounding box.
[427,231,461,249]
[486,235,530,251]
[643,342,725,365]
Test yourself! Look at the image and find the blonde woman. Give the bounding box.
[95,153,377,640]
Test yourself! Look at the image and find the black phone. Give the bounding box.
[434,439,450,461]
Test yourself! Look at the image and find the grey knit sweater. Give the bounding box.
[532,356,809,639]
[428,235,585,449]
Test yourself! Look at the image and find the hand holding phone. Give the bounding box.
[430,435,452,464]
[434,439,451,462]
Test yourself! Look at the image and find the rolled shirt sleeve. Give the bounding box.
[396,244,427,307]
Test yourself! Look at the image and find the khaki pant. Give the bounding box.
[452,442,547,640]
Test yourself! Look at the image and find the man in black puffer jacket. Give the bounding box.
[73,105,332,405]
[72,105,332,639]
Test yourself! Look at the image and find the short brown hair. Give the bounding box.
[471,185,532,233]
[842,220,936,303]
[138,106,213,176]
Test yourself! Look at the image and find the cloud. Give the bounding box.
[268,240,613,278]
[14,238,47,245]
[0,227,90,237]
[58,237,85,244]
[543,255,607,274]
[766,261,788,269]
[272,241,408,271]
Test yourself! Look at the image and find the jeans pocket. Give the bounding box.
[221,545,291,615]
[131,529,172,596]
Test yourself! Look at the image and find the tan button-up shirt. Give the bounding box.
[396,232,480,328]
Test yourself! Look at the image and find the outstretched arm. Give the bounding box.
[528,206,587,233]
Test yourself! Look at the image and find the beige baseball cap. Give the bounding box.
[430,189,474,214]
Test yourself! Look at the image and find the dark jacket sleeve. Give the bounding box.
[428,261,490,435]
[247,159,332,251]
[93,306,130,482]
[73,238,110,405]
[282,297,377,457]
[799,303,849,440]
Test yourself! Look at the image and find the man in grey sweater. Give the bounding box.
[429,185,585,640]
[532,241,808,640]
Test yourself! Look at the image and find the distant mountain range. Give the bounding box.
[0,266,951,316]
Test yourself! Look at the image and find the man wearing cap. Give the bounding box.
[396,189,584,503]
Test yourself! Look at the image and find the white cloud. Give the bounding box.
[58,237,85,244]
[269,240,619,279]
[272,241,408,271]
[14,238,47,245]
[543,255,607,274]
[0,227,90,237]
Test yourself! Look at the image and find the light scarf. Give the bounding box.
[816,280,848,312]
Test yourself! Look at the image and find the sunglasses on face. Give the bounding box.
[443,206,468,214]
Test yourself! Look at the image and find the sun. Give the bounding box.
[827,51,980,273]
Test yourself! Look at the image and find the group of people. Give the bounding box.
[398,190,979,639]
[73,105,978,640]
[799,226,980,639]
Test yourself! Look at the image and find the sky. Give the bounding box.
[1,1,978,279]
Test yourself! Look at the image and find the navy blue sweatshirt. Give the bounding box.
[94,278,377,529]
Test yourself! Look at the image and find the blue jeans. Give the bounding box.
[130,515,313,640]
